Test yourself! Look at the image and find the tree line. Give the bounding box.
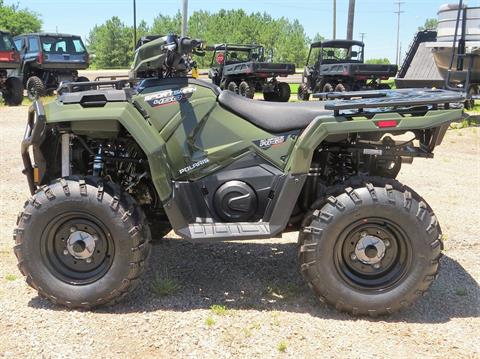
[88,10,315,69]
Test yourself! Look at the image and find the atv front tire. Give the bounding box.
[299,178,442,316]
[26,76,46,100]
[3,77,23,106]
[14,177,152,309]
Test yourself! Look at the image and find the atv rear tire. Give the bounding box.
[299,177,442,316]
[26,76,46,100]
[3,77,23,106]
[297,83,311,101]
[239,81,255,99]
[14,177,152,309]
[227,81,238,94]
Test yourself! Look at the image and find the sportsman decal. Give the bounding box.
[144,86,196,108]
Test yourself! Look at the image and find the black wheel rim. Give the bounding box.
[334,217,412,291]
[40,211,114,285]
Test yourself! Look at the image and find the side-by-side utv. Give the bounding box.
[298,40,398,101]
[0,30,23,106]
[208,43,295,102]
[15,34,465,316]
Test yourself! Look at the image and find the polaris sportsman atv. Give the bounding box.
[15,34,465,316]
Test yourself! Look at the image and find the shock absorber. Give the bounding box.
[92,145,104,177]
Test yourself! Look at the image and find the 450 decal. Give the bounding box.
[252,131,299,150]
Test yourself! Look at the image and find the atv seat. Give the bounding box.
[218,91,333,132]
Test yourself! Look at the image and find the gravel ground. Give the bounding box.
[0,106,479,358]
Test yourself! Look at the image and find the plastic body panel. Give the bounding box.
[43,78,300,202]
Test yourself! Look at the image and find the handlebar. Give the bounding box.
[178,37,203,54]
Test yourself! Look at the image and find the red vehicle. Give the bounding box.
[0,30,23,106]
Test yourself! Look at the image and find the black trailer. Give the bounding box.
[208,43,295,102]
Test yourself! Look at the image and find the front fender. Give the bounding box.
[286,109,463,174]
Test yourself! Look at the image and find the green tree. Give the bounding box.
[186,9,310,67]
[151,11,182,35]
[365,58,391,64]
[418,18,438,31]
[0,0,42,35]
[87,16,133,68]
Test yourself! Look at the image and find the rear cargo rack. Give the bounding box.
[313,88,466,116]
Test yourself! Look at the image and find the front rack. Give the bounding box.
[313,88,466,116]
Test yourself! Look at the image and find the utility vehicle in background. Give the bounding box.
[0,30,23,106]
[12,33,90,100]
[15,34,465,316]
[208,43,295,102]
[298,40,398,100]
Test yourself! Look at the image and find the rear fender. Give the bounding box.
[287,109,462,174]
[43,100,173,200]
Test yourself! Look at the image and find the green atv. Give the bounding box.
[15,35,464,316]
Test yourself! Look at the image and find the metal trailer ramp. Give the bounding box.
[395,31,444,89]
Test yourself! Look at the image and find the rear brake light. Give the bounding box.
[85,53,90,64]
[38,52,43,64]
[0,50,16,62]
[376,120,398,128]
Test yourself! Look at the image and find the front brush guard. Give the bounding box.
[21,101,46,194]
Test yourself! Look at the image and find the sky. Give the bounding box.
[5,0,465,63]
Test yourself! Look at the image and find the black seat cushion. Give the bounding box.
[218,91,333,132]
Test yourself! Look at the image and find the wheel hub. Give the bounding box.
[66,231,96,259]
[354,235,386,265]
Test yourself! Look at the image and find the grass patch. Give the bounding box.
[205,316,216,327]
[277,340,287,353]
[210,304,228,316]
[150,270,180,297]
[270,311,281,326]
[289,83,299,94]
[5,274,17,281]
